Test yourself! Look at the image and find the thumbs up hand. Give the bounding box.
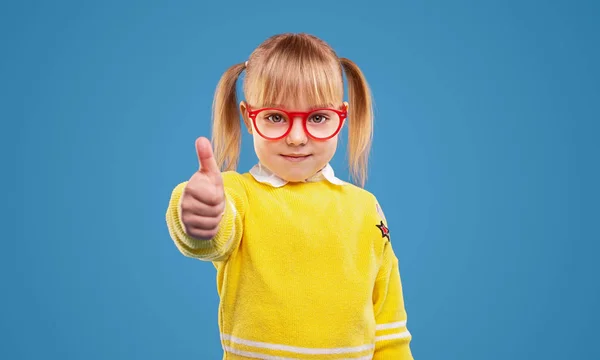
[180,137,225,240]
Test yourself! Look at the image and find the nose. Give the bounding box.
[286,117,307,146]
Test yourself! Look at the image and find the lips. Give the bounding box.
[281,154,311,162]
[282,154,310,158]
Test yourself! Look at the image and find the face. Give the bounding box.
[240,98,348,182]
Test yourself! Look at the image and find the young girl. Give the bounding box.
[166,33,414,360]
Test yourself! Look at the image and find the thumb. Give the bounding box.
[195,137,221,179]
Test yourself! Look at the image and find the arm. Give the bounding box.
[372,200,414,359]
[372,244,413,359]
[165,172,247,262]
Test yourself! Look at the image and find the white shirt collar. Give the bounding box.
[249,163,346,188]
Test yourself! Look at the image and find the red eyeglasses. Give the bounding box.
[247,104,347,141]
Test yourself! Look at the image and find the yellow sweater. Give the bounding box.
[166,171,413,360]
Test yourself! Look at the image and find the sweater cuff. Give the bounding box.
[167,185,237,260]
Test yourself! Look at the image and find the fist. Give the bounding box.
[180,137,225,240]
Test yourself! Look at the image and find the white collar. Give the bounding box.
[249,163,346,188]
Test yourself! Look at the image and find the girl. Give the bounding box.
[166,33,414,360]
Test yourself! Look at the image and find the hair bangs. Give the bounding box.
[245,50,343,110]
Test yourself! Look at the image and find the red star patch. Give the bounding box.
[376,221,390,241]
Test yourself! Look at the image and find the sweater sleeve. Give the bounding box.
[165,171,247,262]
[372,200,414,359]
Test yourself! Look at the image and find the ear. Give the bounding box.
[342,101,349,127]
[239,101,253,134]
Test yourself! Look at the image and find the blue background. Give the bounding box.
[3,0,599,359]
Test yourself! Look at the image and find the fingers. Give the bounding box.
[184,174,224,206]
[180,213,222,231]
[181,214,221,241]
[195,137,221,180]
[180,200,223,240]
[180,193,225,217]
[180,175,226,241]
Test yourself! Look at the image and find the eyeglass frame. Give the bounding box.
[246,104,348,141]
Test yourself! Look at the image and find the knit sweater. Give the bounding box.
[165,169,413,360]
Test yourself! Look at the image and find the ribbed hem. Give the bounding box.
[220,334,375,360]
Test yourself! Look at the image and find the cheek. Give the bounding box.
[252,134,274,158]
[318,137,339,157]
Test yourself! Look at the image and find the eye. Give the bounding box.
[267,114,286,123]
[309,114,329,124]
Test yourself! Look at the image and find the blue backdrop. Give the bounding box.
[3,0,599,359]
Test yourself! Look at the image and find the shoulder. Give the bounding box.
[221,171,251,192]
[340,183,386,217]
[342,183,391,231]
[221,171,268,197]
[221,170,244,183]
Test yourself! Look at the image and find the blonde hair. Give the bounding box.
[211,33,374,187]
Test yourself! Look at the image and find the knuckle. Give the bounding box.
[180,199,190,211]
[207,228,219,238]
[212,188,225,206]
[182,222,195,236]
[201,189,217,205]
[181,189,195,203]
[208,216,221,229]
[216,202,225,216]
[180,202,195,218]
[180,208,191,222]
[208,194,219,206]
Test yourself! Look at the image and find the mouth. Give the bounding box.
[280,154,312,162]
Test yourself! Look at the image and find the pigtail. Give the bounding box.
[340,58,374,187]
[211,63,246,171]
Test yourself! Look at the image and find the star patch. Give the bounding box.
[376,221,390,241]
